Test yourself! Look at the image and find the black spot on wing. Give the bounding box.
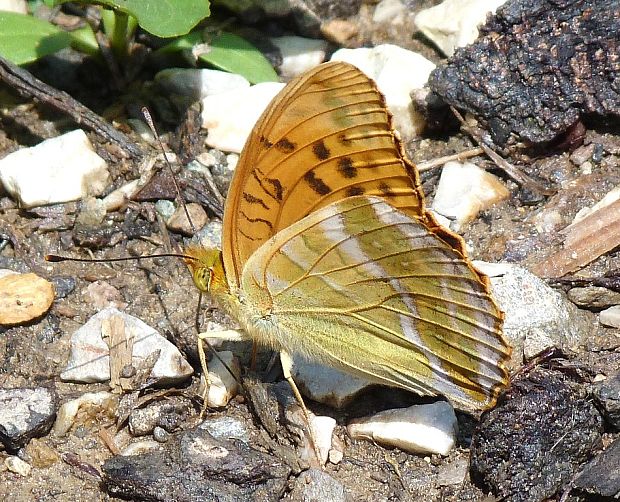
[378,182,395,197]
[303,170,331,195]
[274,138,296,153]
[265,178,284,201]
[337,157,357,178]
[312,140,330,160]
[346,186,365,197]
[337,133,352,145]
[243,192,269,210]
[259,135,273,149]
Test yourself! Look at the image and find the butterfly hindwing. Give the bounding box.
[240,196,510,412]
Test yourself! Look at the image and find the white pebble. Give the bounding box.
[270,36,328,78]
[102,179,140,212]
[155,68,250,100]
[599,306,620,328]
[331,45,435,139]
[202,82,285,153]
[431,161,509,230]
[415,0,507,57]
[60,307,193,385]
[198,350,241,408]
[4,456,31,476]
[347,401,458,456]
[0,129,109,208]
[373,0,406,24]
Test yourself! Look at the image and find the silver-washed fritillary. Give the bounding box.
[185,61,511,412]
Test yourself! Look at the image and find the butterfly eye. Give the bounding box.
[192,267,211,293]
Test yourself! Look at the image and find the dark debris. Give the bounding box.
[428,0,620,146]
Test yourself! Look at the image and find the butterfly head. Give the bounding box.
[182,244,227,294]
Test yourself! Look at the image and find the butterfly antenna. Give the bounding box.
[141,107,197,235]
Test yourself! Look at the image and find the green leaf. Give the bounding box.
[157,31,278,84]
[52,0,211,38]
[199,32,278,83]
[0,12,73,65]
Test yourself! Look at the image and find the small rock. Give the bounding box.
[120,439,162,456]
[103,428,290,501]
[4,456,31,476]
[60,307,193,385]
[165,202,208,236]
[53,391,117,436]
[199,416,249,443]
[573,437,620,498]
[292,360,373,408]
[270,36,328,78]
[198,350,241,408]
[373,0,406,25]
[331,45,436,138]
[435,457,468,486]
[599,305,620,328]
[320,19,359,45]
[347,401,458,456]
[75,196,106,227]
[431,161,510,231]
[289,469,347,502]
[0,387,57,450]
[470,367,604,501]
[0,272,55,325]
[567,286,620,309]
[102,179,140,212]
[83,281,127,310]
[592,372,620,430]
[155,68,250,101]
[23,438,60,468]
[0,129,109,208]
[570,143,595,166]
[128,398,193,437]
[414,0,507,57]
[152,426,170,443]
[295,413,336,467]
[202,82,285,153]
[194,219,223,250]
[154,199,176,220]
[478,262,593,363]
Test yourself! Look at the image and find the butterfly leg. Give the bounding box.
[280,351,324,465]
[197,329,248,417]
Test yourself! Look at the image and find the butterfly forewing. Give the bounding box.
[223,62,426,287]
[240,196,510,412]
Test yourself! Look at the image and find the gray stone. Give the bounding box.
[573,437,620,498]
[599,305,620,328]
[103,428,290,501]
[478,262,594,364]
[0,387,57,450]
[592,372,620,430]
[567,286,620,308]
[290,469,347,502]
[128,398,193,437]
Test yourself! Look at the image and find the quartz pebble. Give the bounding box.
[166,202,208,236]
[60,307,193,385]
[347,401,458,456]
[202,82,285,153]
[431,161,509,230]
[155,68,250,100]
[331,45,435,139]
[270,36,328,78]
[599,306,620,328]
[4,456,31,476]
[415,0,507,56]
[198,350,241,408]
[0,129,109,208]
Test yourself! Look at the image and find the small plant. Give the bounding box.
[0,0,277,84]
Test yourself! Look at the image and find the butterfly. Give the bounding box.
[184,61,511,413]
